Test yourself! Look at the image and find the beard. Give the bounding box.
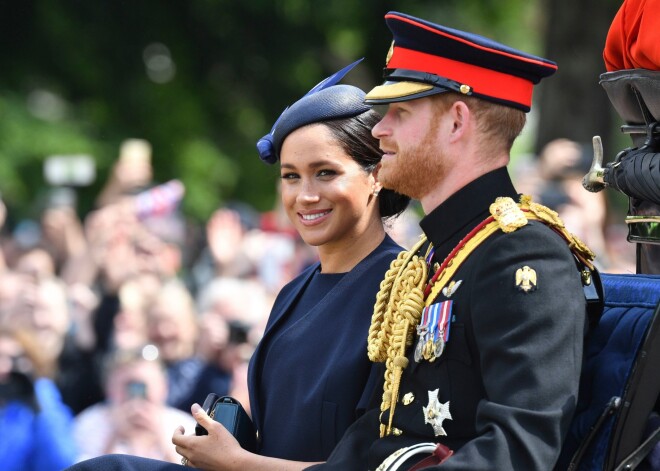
[378,124,448,200]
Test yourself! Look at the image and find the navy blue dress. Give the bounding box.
[248,234,402,461]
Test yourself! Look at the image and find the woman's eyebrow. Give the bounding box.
[280,159,336,170]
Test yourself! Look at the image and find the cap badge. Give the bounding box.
[442,280,462,298]
[385,41,395,66]
[423,389,452,436]
[515,265,537,293]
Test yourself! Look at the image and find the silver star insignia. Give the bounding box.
[422,389,452,436]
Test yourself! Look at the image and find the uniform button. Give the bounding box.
[392,427,403,436]
[402,392,415,405]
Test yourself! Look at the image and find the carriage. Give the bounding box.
[558,68,660,470]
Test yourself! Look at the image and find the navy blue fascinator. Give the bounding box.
[256,58,371,164]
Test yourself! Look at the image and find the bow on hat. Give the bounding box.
[256,58,371,164]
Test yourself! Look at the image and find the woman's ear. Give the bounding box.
[371,163,383,196]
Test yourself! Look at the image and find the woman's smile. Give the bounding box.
[298,209,332,225]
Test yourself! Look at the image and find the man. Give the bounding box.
[305,11,599,471]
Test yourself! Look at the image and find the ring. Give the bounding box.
[181,457,188,466]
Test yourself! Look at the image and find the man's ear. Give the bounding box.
[448,101,470,143]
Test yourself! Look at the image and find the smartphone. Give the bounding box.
[126,380,147,399]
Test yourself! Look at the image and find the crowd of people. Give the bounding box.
[0,133,422,468]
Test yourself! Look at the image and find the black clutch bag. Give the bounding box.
[195,393,257,453]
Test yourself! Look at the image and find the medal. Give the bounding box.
[416,301,453,362]
[426,303,441,361]
[423,338,435,361]
[433,336,445,358]
[414,309,430,362]
[423,389,452,436]
[414,334,425,362]
[433,301,452,358]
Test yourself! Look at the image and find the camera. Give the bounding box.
[228,320,251,345]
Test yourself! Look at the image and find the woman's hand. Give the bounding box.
[173,403,319,471]
[172,403,246,471]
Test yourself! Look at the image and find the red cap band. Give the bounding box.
[389,46,535,109]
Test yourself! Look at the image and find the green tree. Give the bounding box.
[1,0,615,223]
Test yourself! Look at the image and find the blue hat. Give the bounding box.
[364,12,558,112]
[256,59,371,164]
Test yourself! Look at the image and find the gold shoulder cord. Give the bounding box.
[519,195,595,269]
[367,195,596,438]
[367,236,428,437]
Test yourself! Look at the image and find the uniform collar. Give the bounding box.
[419,167,518,260]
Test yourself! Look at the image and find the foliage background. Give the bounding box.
[0,0,625,225]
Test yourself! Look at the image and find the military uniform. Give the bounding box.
[307,167,589,470]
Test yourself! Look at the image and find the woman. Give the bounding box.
[65,60,409,471]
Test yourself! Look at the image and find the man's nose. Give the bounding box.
[372,114,391,139]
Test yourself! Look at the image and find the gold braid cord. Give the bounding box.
[367,237,428,437]
[518,195,596,268]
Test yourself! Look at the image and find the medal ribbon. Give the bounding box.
[429,304,439,341]
[438,301,452,343]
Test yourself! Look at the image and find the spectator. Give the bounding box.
[534,138,634,272]
[0,327,77,471]
[195,277,273,414]
[73,348,195,463]
[111,275,161,352]
[146,279,232,412]
[4,275,104,414]
[14,246,56,279]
